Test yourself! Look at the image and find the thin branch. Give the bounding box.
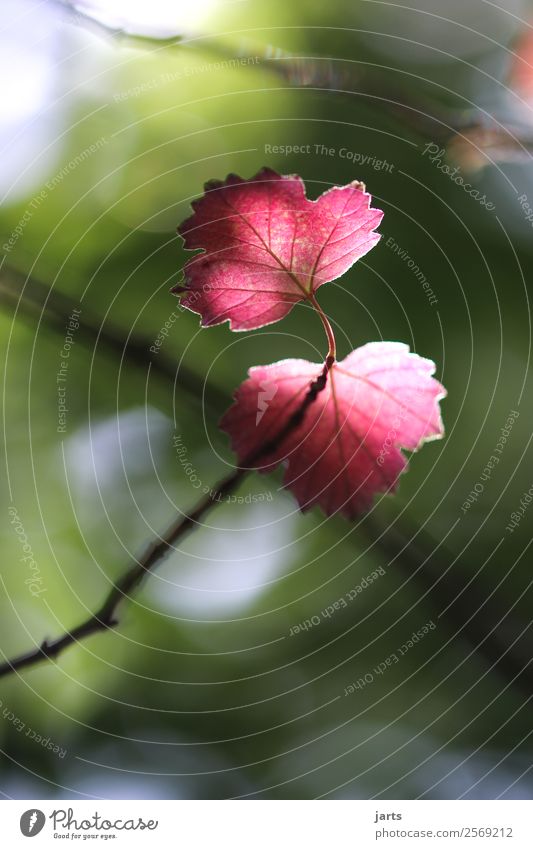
[0,466,245,678]
[0,366,330,679]
[45,1,533,174]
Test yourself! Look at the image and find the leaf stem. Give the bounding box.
[308,291,336,368]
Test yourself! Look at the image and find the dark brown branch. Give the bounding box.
[0,466,245,678]
[0,367,330,679]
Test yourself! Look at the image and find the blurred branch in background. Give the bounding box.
[53,0,341,88]
[0,264,228,413]
[360,514,533,698]
[54,0,533,171]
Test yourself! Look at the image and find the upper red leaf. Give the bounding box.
[174,168,383,330]
[220,342,446,518]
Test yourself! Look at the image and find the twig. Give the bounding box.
[361,513,533,696]
[0,466,245,678]
[0,367,330,678]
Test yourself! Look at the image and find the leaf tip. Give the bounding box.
[203,178,224,193]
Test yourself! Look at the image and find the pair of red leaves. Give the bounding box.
[174,168,445,519]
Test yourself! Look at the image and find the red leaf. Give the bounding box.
[220,343,446,518]
[174,168,383,330]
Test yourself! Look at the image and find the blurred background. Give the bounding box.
[1,0,532,800]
